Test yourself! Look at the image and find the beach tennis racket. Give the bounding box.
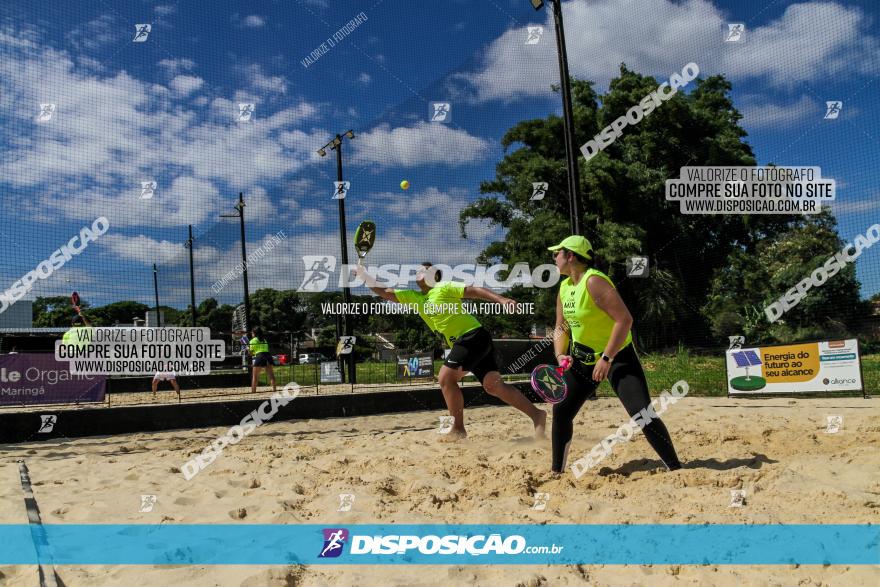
[71,291,81,314]
[354,220,376,267]
[530,357,571,404]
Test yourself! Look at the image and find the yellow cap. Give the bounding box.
[548,235,593,259]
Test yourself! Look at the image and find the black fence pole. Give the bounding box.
[152,263,161,327]
[187,225,197,326]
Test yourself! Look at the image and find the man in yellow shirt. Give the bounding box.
[357,262,546,440]
[61,311,93,350]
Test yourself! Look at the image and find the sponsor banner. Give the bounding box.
[0,524,876,565]
[726,339,862,395]
[320,361,342,383]
[396,354,433,379]
[0,353,106,406]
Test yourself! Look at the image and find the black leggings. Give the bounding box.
[552,344,682,472]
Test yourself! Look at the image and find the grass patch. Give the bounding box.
[256,353,878,396]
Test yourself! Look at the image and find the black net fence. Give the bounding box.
[1,1,878,407]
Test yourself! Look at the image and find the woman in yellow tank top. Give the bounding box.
[548,235,682,474]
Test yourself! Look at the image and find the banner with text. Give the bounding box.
[396,354,433,379]
[725,339,862,395]
[0,353,106,406]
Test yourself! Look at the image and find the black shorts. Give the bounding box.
[253,352,273,367]
[443,327,499,384]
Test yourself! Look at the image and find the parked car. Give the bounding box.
[272,354,290,366]
[298,353,328,364]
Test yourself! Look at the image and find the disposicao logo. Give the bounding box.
[319,528,349,558]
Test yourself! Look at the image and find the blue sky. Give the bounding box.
[0,0,878,312]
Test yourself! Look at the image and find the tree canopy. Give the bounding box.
[459,65,864,348]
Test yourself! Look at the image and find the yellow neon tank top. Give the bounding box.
[559,268,632,364]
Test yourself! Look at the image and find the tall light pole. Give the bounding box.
[221,193,251,337]
[532,0,582,235]
[185,224,197,326]
[152,263,161,327]
[318,130,356,384]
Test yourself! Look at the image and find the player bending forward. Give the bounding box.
[356,262,545,440]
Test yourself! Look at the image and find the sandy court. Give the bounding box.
[0,396,878,586]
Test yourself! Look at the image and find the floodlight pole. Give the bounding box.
[152,263,161,327]
[334,137,357,384]
[535,0,582,235]
[221,193,251,336]
[186,225,197,326]
[319,131,357,384]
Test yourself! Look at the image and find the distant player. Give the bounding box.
[356,262,546,440]
[249,327,277,394]
[61,307,93,349]
[152,371,180,396]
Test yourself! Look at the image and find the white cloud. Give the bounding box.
[0,30,323,228]
[155,5,177,16]
[169,75,204,96]
[350,122,492,168]
[459,0,880,102]
[338,186,501,276]
[163,176,224,225]
[34,176,223,229]
[826,197,880,216]
[739,95,814,129]
[300,209,324,227]
[243,15,266,28]
[3,266,95,303]
[358,72,371,84]
[101,234,188,264]
[241,63,287,94]
[719,2,879,84]
[0,24,38,49]
[65,14,119,53]
[158,58,195,75]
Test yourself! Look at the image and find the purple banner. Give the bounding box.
[0,353,106,406]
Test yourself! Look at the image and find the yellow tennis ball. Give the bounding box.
[400,180,410,190]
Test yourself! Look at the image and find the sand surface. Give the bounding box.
[0,397,878,586]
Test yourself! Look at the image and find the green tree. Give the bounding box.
[181,298,235,335]
[249,288,307,338]
[459,66,814,350]
[704,211,868,344]
[396,327,439,353]
[87,301,149,326]
[33,296,78,327]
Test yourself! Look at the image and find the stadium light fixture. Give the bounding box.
[317,147,327,157]
[531,0,544,9]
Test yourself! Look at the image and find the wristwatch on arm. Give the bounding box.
[600,353,614,364]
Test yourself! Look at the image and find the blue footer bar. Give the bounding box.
[2,524,877,565]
